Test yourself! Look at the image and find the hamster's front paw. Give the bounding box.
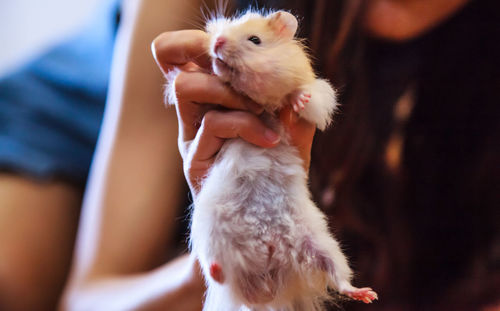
[291,91,311,112]
[291,79,337,131]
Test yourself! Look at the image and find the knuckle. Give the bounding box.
[227,111,256,137]
[151,33,167,57]
[173,72,212,103]
[201,110,220,131]
[173,71,188,101]
[191,74,216,96]
[152,32,176,64]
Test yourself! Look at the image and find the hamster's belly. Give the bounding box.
[191,138,307,264]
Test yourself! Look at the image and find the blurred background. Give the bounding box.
[0,0,498,310]
[0,0,100,75]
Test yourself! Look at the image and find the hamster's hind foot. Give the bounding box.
[341,286,378,304]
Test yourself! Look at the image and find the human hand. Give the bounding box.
[152,30,316,197]
[279,105,316,172]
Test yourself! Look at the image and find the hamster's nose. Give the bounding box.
[214,36,226,54]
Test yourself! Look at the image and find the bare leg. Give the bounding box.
[0,174,81,311]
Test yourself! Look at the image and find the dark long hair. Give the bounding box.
[309,1,500,310]
[241,0,500,309]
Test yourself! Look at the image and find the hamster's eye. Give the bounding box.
[248,35,261,45]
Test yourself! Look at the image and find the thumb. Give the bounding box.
[279,106,316,171]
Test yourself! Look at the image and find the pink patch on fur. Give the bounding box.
[210,262,224,283]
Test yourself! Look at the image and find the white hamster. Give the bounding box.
[177,10,378,311]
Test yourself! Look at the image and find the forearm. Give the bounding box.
[71,0,190,277]
[63,0,207,309]
[63,255,204,311]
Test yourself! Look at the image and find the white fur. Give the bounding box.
[297,79,338,131]
[174,9,374,311]
[191,137,352,311]
[206,11,316,110]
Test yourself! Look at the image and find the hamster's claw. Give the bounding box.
[343,287,378,304]
[291,92,311,112]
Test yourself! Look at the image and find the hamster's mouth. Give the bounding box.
[215,58,235,74]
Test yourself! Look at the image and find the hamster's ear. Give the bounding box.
[268,11,298,40]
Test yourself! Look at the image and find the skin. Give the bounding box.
[61,0,207,310]
[60,0,475,310]
[363,0,470,40]
[0,175,81,311]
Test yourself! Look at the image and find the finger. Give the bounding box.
[191,110,280,161]
[279,106,316,171]
[175,71,262,113]
[174,71,263,142]
[180,61,203,73]
[152,30,212,74]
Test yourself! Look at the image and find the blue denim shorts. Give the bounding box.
[0,0,120,184]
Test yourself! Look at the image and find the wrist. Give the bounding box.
[185,256,206,294]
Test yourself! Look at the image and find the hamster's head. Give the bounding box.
[206,11,314,108]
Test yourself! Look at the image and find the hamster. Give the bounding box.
[178,10,378,311]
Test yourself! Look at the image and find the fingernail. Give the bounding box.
[264,129,280,144]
